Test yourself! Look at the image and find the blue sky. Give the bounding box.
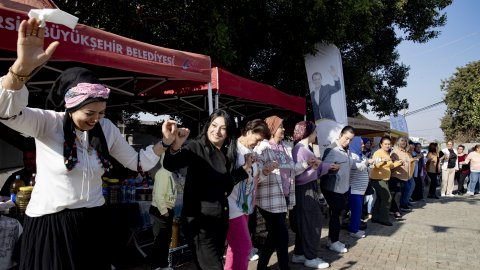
[367,0,480,142]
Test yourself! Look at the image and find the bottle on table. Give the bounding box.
[10,175,25,203]
[16,186,34,216]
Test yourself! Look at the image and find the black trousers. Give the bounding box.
[427,172,439,196]
[321,188,346,243]
[290,181,323,260]
[455,172,468,193]
[257,208,290,270]
[412,176,425,200]
[389,178,402,212]
[248,207,258,247]
[182,214,228,270]
[150,208,174,269]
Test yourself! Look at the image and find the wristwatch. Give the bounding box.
[160,140,171,149]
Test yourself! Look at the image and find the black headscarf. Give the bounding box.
[48,67,112,172]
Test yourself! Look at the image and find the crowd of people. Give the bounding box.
[116,118,480,270]
[2,17,480,270]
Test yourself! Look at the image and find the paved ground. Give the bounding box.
[121,193,480,270]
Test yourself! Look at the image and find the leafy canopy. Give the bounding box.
[440,61,480,142]
[56,0,452,118]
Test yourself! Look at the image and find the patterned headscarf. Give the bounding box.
[293,121,316,144]
[64,83,110,109]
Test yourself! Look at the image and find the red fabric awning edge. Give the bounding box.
[212,67,306,115]
[0,6,211,82]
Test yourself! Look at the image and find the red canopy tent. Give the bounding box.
[0,1,211,112]
[0,1,305,123]
[129,67,306,122]
[0,0,213,150]
[210,67,305,116]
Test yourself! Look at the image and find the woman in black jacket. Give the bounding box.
[163,109,252,270]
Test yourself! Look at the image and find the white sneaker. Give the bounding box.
[466,191,474,196]
[160,268,174,270]
[249,248,259,261]
[326,238,345,248]
[329,241,348,253]
[446,194,455,197]
[304,257,330,269]
[349,230,366,238]
[291,254,306,263]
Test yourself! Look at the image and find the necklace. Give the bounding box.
[75,133,93,155]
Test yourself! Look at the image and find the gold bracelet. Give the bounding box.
[8,67,32,82]
[170,147,181,155]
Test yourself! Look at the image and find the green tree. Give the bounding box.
[55,0,451,118]
[440,61,480,142]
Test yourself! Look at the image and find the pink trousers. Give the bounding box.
[224,215,252,270]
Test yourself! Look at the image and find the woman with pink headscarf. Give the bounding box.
[0,18,177,269]
[290,121,331,269]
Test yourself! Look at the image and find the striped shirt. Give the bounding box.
[349,153,369,195]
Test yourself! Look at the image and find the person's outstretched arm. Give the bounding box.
[2,18,58,91]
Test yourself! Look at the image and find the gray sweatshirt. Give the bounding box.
[323,141,365,194]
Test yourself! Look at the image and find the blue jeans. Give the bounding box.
[400,178,414,207]
[348,192,363,233]
[467,172,480,193]
[407,178,416,200]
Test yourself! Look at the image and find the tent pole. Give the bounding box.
[208,82,213,115]
[215,91,219,110]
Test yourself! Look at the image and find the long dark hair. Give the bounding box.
[428,142,438,154]
[197,109,237,173]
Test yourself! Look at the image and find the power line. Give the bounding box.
[377,100,445,121]
[404,101,445,117]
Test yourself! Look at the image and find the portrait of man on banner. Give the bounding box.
[310,65,342,121]
[305,43,348,125]
[305,43,348,156]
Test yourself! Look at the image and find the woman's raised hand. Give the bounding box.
[161,120,178,145]
[171,127,190,151]
[13,18,59,75]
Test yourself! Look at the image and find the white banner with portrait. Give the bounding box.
[305,43,348,156]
